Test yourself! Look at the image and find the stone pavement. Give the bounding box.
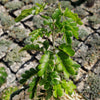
[0,0,100,100]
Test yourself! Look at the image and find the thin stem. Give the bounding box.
[52,20,56,70]
[52,20,56,52]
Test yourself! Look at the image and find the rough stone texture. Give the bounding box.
[0,0,100,100]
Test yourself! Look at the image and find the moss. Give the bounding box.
[9,27,27,42]
[33,0,43,4]
[0,0,9,4]
[22,0,43,4]
[82,73,100,100]
[0,13,15,30]
[60,1,74,10]
[74,7,87,18]
[0,39,12,47]
[22,0,34,4]
[0,87,18,100]
[88,15,100,25]
[32,15,44,28]
[5,1,24,11]
[0,39,12,55]
[79,29,88,40]
[72,39,80,49]
[44,7,56,17]
[45,0,57,4]
[0,67,7,87]
[24,36,32,45]
[4,47,25,66]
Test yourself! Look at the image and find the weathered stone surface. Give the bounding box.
[0,38,17,59]
[0,5,7,13]
[0,24,3,36]
[0,63,16,92]
[16,61,38,80]
[79,25,93,41]
[74,7,88,19]
[4,1,24,11]
[0,0,100,99]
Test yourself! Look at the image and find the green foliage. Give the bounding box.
[28,77,40,99]
[53,84,64,98]
[0,67,7,87]
[1,87,18,100]
[15,3,46,22]
[19,44,43,52]
[20,68,38,84]
[38,51,52,76]
[61,80,76,94]
[58,43,75,56]
[15,3,82,99]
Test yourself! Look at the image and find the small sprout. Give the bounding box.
[0,67,7,87]
[1,87,18,100]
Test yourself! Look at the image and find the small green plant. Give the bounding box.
[0,67,7,87]
[15,2,82,99]
[1,87,18,100]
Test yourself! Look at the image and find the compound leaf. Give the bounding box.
[61,80,76,94]
[20,68,38,84]
[59,43,75,56]
[64,8,83,25]
[53,84,64,98]
[38,51,50,76]
[57,51,76,77]
[15,7,33,22]
[52,8,62,19]
[19,44,43,52]
[28,77,40,99]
